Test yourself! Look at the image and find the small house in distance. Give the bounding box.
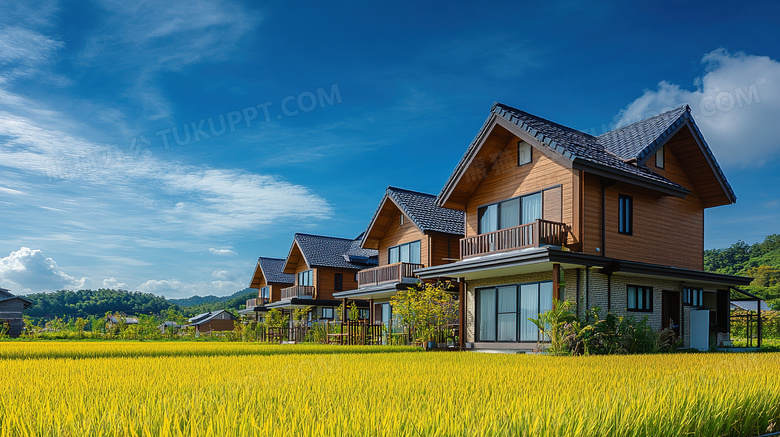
[184,310,237,333]
[0,288,31,337]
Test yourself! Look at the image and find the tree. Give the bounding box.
[390,281,458,344]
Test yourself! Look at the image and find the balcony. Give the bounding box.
[358,262,425,288]
[245,298,269,309]
[281,285,315,300]
[460,219,568,259]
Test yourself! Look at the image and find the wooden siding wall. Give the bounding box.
[316,267,359,299]
[376,212,431,267]
[269,284,283,303]
[0,299,25,337]
[582,146,704,270]
[430,232,462,265]
[464,136,578,246]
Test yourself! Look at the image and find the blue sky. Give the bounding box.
[1,1,778,297]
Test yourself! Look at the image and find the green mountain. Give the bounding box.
[169,288,254,307]
[704,234,780,309]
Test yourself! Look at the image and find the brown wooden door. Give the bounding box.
[661,291,680,335]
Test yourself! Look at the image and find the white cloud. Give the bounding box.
[102,277,128,289]
[0,247,89,293]
[615,49,780,167]
[209,248,236,256]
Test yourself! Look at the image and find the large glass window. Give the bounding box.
[478,192,544,234]
[297,269,313,286]
[260,286,269,299]
[388,240,421,264]
[476,281,553,342]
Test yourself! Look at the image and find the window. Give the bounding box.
[322,307,334,319]
[297,269,313,286]
[655,146,665,169]
[260,286,269,299]
[518,141,532,166]
[359,308,370,320]
[683,287,703,306]
[477,192,543,234]
[388,240,421,264]
[334,273,343,291]
[400,214,404,226]
[627,285,653,312]
[618,194,633,235]
[476,281,553,342]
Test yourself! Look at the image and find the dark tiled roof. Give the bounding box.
[597,106,688,159]
[0,288,31,305]
[295,233,378,270]
[386,187,464,235]
[257,257,294,284]
[187,309,236,324]
[491,103,687,191]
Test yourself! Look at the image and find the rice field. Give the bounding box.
[1,342,779,436]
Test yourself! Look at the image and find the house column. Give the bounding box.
[552,263,561,304]
[458,278,465,350]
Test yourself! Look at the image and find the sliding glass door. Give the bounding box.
[476,281,553,342]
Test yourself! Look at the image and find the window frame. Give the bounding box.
[321,307,335,319]
[683,287,704,306]
[334,273,343,292]
[297,269,313,287]
[387,240,421,265]
[517,141,533,166]
[627,285,653,312]
[260,286,270,299]
[475,280,553,343]
[476,187,554,234]
[618,194,633,235]
[358,308,370,320]
[655,146,665,169]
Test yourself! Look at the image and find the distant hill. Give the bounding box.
[180,289,257,316]
[169,288,254,307]
[24,288,177,320]
[22,287,258,321]
[705,234,780,309]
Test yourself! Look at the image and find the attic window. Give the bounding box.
[400,214,404,226]
[518,141,532,166]
[655,146,665,169]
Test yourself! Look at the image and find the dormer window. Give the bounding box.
[655,146,665,169]
[518,141,532,166]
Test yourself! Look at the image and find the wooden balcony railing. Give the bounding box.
[245,298,269,309]
[358,262,425,288]
[281,285,315,300]
[460,219,568,259]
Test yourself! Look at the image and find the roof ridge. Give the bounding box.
[387,186,437,198]
[494,102,598,140]
[599,104,689,138]
[294,233,354,242]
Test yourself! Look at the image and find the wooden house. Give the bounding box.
[0,288,31,338]
[238,257,294,321]
[334,187,464,327]
[183,310,237,334]
[416,103,752,350]
[265,233,377,321]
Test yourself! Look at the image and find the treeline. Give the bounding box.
[22,288,255,322]
[704,234,780,309]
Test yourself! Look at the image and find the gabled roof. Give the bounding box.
[362,187,464,249]
[438,103,736,209]
[0,287,31,307]
[249,257,294,288]
[187,309,236,324]
[283,233,378,273]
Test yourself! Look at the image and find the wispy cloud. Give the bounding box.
[209,248,236,256]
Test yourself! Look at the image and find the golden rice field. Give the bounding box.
[1,342,779,437]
